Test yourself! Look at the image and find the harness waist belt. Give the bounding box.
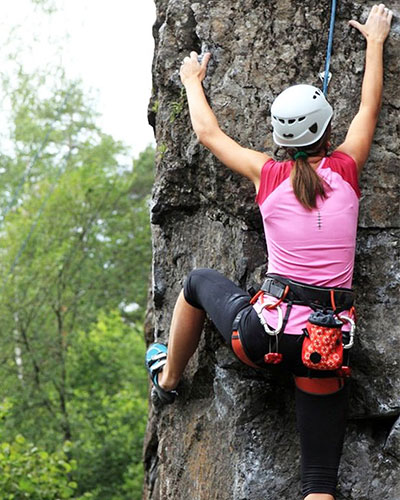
[261,274,354,312]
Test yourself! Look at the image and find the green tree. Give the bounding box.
[0,64,153,498]
[0,400,91,500]
[67,312,147,499]
[0,2,154,495]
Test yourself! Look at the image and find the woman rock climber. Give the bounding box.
[146,4,393,500]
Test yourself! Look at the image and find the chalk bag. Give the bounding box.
[302,310,344,371]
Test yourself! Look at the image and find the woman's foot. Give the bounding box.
[145,343,178,404]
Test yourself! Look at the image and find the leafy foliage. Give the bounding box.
[67,313,147,499]
[0,58,153,498]
[0,401,89,500]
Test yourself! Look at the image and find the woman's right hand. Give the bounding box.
[180,51,211,87]
[337,3,393,175]
[349,3,393,43]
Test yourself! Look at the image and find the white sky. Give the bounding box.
[0,0,156,157]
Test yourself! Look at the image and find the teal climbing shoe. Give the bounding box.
[145,343,177,404]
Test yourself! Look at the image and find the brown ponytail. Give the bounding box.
[290,157,327,210]
[287,123,331,210]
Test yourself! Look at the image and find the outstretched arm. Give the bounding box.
[180,51,269,191]
[336,3,393,175]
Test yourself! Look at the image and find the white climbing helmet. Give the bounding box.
[271,84,333,147]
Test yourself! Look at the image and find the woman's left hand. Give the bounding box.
[180,51,211,86]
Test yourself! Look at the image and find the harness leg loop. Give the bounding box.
[294,376,346,396]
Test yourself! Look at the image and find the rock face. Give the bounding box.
[144,1,400,499]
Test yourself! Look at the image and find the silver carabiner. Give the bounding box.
[340,315,356,350]
[257,303,284,337]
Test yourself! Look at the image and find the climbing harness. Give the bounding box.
[319,0,337,95]
[230,284,289,368]
[294,375,345,395]
[231,274,356,373]
[261,274,356,374]
[231,289,288,367]
[261,274,354,312]
[231,312,259,369]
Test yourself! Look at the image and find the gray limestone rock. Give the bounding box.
[144,1,400,498]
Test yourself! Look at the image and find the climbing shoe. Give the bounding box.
[145,343,177,404]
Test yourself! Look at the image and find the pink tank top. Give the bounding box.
[255,151,360,335]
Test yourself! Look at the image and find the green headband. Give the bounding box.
[294,151,309,160]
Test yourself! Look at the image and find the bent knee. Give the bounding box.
[183,268,213,310]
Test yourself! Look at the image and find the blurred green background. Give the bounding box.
[0,1,154,498]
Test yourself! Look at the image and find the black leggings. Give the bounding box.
[184,268,348,498]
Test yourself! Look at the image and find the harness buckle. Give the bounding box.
[262,278,285,299]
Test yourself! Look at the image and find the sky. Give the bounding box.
[0,0,156,157]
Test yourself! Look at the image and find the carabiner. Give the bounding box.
[340,315,356,350]
[256,303,284,336]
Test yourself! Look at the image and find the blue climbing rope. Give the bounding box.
[322,0,337,95]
